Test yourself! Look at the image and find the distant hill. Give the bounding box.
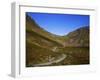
[61,26,89,47]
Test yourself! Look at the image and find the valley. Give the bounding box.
[26,14,89,67]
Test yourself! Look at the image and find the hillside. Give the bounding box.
[26,14,89,67]
[26,14,63,47]
[26,14,64,66]
[61,26,89,47]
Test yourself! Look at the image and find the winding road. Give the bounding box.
[33,54,67,66]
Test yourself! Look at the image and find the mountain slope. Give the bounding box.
[26,14,89,47]
[26,14,63,47]
[62,26,89,47]
[26,14,64,66]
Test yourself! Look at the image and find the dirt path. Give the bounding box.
[33,54,67,66]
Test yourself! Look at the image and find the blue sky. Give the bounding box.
[26,12,89,36]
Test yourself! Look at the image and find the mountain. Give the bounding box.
[26,14,89,47]
[62,26,89,47]
[26,14,63,66]
[26,14,63,48]
[26,14,89,66]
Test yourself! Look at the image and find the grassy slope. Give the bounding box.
[56,26,89,47]
[26,15,63,66]
[26,40,61,67]
[58,47,89,65]
[26,14,63,46]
